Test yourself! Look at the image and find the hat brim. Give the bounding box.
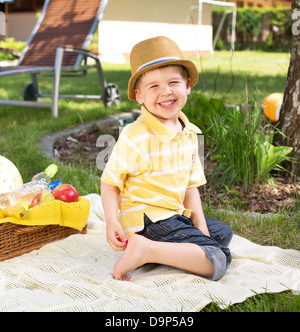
[127,59,199,101]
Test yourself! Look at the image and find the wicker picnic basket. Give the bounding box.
[0,197,90,262]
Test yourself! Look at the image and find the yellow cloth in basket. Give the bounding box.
[0,197,90,230]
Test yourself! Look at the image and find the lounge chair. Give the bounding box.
[0,0,120,118]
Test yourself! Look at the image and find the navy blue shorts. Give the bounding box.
[137,214,233,281]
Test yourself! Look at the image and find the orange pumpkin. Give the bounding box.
[262,93,284,122]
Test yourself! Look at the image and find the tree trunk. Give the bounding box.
[276,0,300,176]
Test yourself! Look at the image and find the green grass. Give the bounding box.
[0,50,299,312]
[0,62,134,186]
[205,205,300,251]
[193,50,290,104]
[202,289,300,312]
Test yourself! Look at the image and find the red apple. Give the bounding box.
[30,192,55,207]
[52,184,78,203]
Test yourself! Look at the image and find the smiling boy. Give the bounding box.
[101,36,233,281]
[134,65,190,131]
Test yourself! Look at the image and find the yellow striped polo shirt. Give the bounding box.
[101,106,206,238]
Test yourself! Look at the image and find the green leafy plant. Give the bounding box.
[236,8,262,43]
[254,129,293,182]
[209,102,260,191]
[212,7,292,51]
[184,92,225,145]
[216,184,244,210]
[184,92,293,191]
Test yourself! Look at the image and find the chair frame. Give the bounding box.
[0,0,119,118]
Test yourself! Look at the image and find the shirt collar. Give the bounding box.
[140,106,201,143]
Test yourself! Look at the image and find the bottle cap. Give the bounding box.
[45,164,58,178]
[48,180,63,191]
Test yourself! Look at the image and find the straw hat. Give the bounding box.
[128,36,199,101]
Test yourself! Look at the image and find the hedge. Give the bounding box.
[213,6,292,51]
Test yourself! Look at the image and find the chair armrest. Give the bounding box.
[61,45,97,53]
[0,47,21,58]
[59,45,99,61]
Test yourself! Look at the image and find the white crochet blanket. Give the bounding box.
[0,194,299,312]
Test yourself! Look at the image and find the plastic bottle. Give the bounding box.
[31,164,58,183]
[0,164,58,208]
[0,180,50,208]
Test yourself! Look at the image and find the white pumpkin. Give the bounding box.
[0,155,23,194]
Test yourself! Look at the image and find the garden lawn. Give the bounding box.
[0,50,299,311]
[0,61,133,190]
[194,50,290,104]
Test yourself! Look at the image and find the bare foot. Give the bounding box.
[113,234,151,281]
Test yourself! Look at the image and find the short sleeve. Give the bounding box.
[100,129,142,192]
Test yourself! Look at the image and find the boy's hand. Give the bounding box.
[184,188,210,237]
[101,182,127,250]
[107,220,127,251]
[197,224,210,237]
